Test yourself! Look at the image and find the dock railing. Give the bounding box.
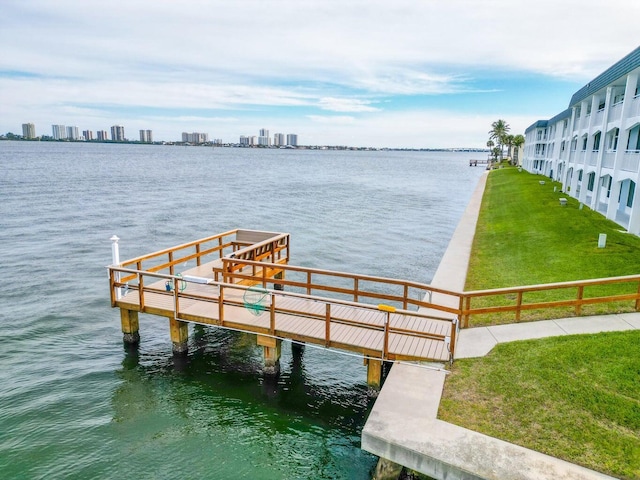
[459,274,640,327]
[197,259,640,327]
[114,230,290,301]
[216,259,461,315]
[107,266,458,361]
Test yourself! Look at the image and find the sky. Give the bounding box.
[1,1,639,149]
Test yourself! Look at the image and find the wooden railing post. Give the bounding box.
[450,317,458,358]
[403,284,409,310]
[269,294,276,334]
[354,278,359,302]
[576,285,584,315]
[138,269,145,311]
[515,291,523,322]
[636,280,640,311]
[325,304,331,347]
[383,311,390,360]
[196,243,201,266]
[218,285,225,325]
[168,251,174,275]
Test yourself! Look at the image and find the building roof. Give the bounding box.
[525,120,548,134]
[569,46,640,107]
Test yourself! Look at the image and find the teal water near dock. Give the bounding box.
[0,142,484,479]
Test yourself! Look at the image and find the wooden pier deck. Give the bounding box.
[108,230,459,378]
[114,259,453,363]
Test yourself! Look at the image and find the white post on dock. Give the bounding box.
[110,235,122,300]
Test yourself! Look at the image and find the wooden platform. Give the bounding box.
[115,259,453,363]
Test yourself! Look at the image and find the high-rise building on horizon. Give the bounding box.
[66,126,79,141]
[22,123,36,139]
[239,135,250,146]
[181,132,209,144]
[52,124,66,140]
[140,129,153,143]
[83,130,94,141]
[111,125,125,142]
[97,130,108,141]
[286,134,298,146]
[259,128,269,138]
[273,133,285,147]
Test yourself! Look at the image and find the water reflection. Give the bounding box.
[113,326,378,479]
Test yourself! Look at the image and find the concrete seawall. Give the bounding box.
[361,172,620,480]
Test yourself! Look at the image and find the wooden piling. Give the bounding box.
[366,358,383,389]
[257,335,282,375]
[169,317,189,354]
[120,309,140,344]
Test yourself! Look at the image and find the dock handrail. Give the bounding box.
[217,259,460,316]
[107,265,458,361]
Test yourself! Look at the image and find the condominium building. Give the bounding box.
[111,125,125,142]
[182,132,209,144]
[273,133,285,146]
[52,124,67,140]
[286,134,298,147]
[97,130,109,141]
[522,46,640,234]
[22,123,35,139]
[83,130,94,141]
[66,126,79,141]
[140,129,153,143]
[239,135,250,146]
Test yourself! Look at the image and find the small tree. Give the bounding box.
[512,134,525,165]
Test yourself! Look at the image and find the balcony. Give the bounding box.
[629,96,640,119]
[621,151,640,173]
[608,102,623,122]
[602,151,616,169]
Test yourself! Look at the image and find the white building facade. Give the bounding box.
[522,46,640,234]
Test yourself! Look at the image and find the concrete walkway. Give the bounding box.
[361,171,633,480]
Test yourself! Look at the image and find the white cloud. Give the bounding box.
[317,98,379,112]
[1,0,639,146]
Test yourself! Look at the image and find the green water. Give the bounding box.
[0,142,483,479]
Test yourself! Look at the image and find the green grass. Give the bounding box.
[466,167,640,326]
[439,167,640,479]
[439,331,640,479]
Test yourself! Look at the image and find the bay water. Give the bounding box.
[0,141,484,479]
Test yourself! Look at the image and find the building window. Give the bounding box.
[613,93,625,105]
[587,172,595,191]
[598,100,606,111]
[586,103,592,116]
[593,132,601,151]
[607,128,619,151]
[628,181,636,208]
[582,135,588,151]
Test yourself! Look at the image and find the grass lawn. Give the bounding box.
[439,330,640,480]
[466,167,640,326]
[439,167,640,479]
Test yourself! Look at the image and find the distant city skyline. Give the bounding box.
[13,122,301,146]
[2,1,639,148]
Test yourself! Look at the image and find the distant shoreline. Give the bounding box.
[0,137,489,153]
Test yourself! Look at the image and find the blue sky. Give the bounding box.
[1,0,639,148]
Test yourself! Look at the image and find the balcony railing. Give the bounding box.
[621,151,640,173]
[602,151,616,169]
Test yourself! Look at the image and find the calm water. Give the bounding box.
[0,142,484,479]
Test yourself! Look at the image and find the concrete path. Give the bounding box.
[456,312,640,358]
[361,171,633,480]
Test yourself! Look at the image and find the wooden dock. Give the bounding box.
[108,229,459,387]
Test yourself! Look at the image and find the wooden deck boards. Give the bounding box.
[116,276,451,362]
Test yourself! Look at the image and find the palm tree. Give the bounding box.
[504,134,515,162]
[486,140,495,161]
[512,134,525,165]
[488,119,510,160]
